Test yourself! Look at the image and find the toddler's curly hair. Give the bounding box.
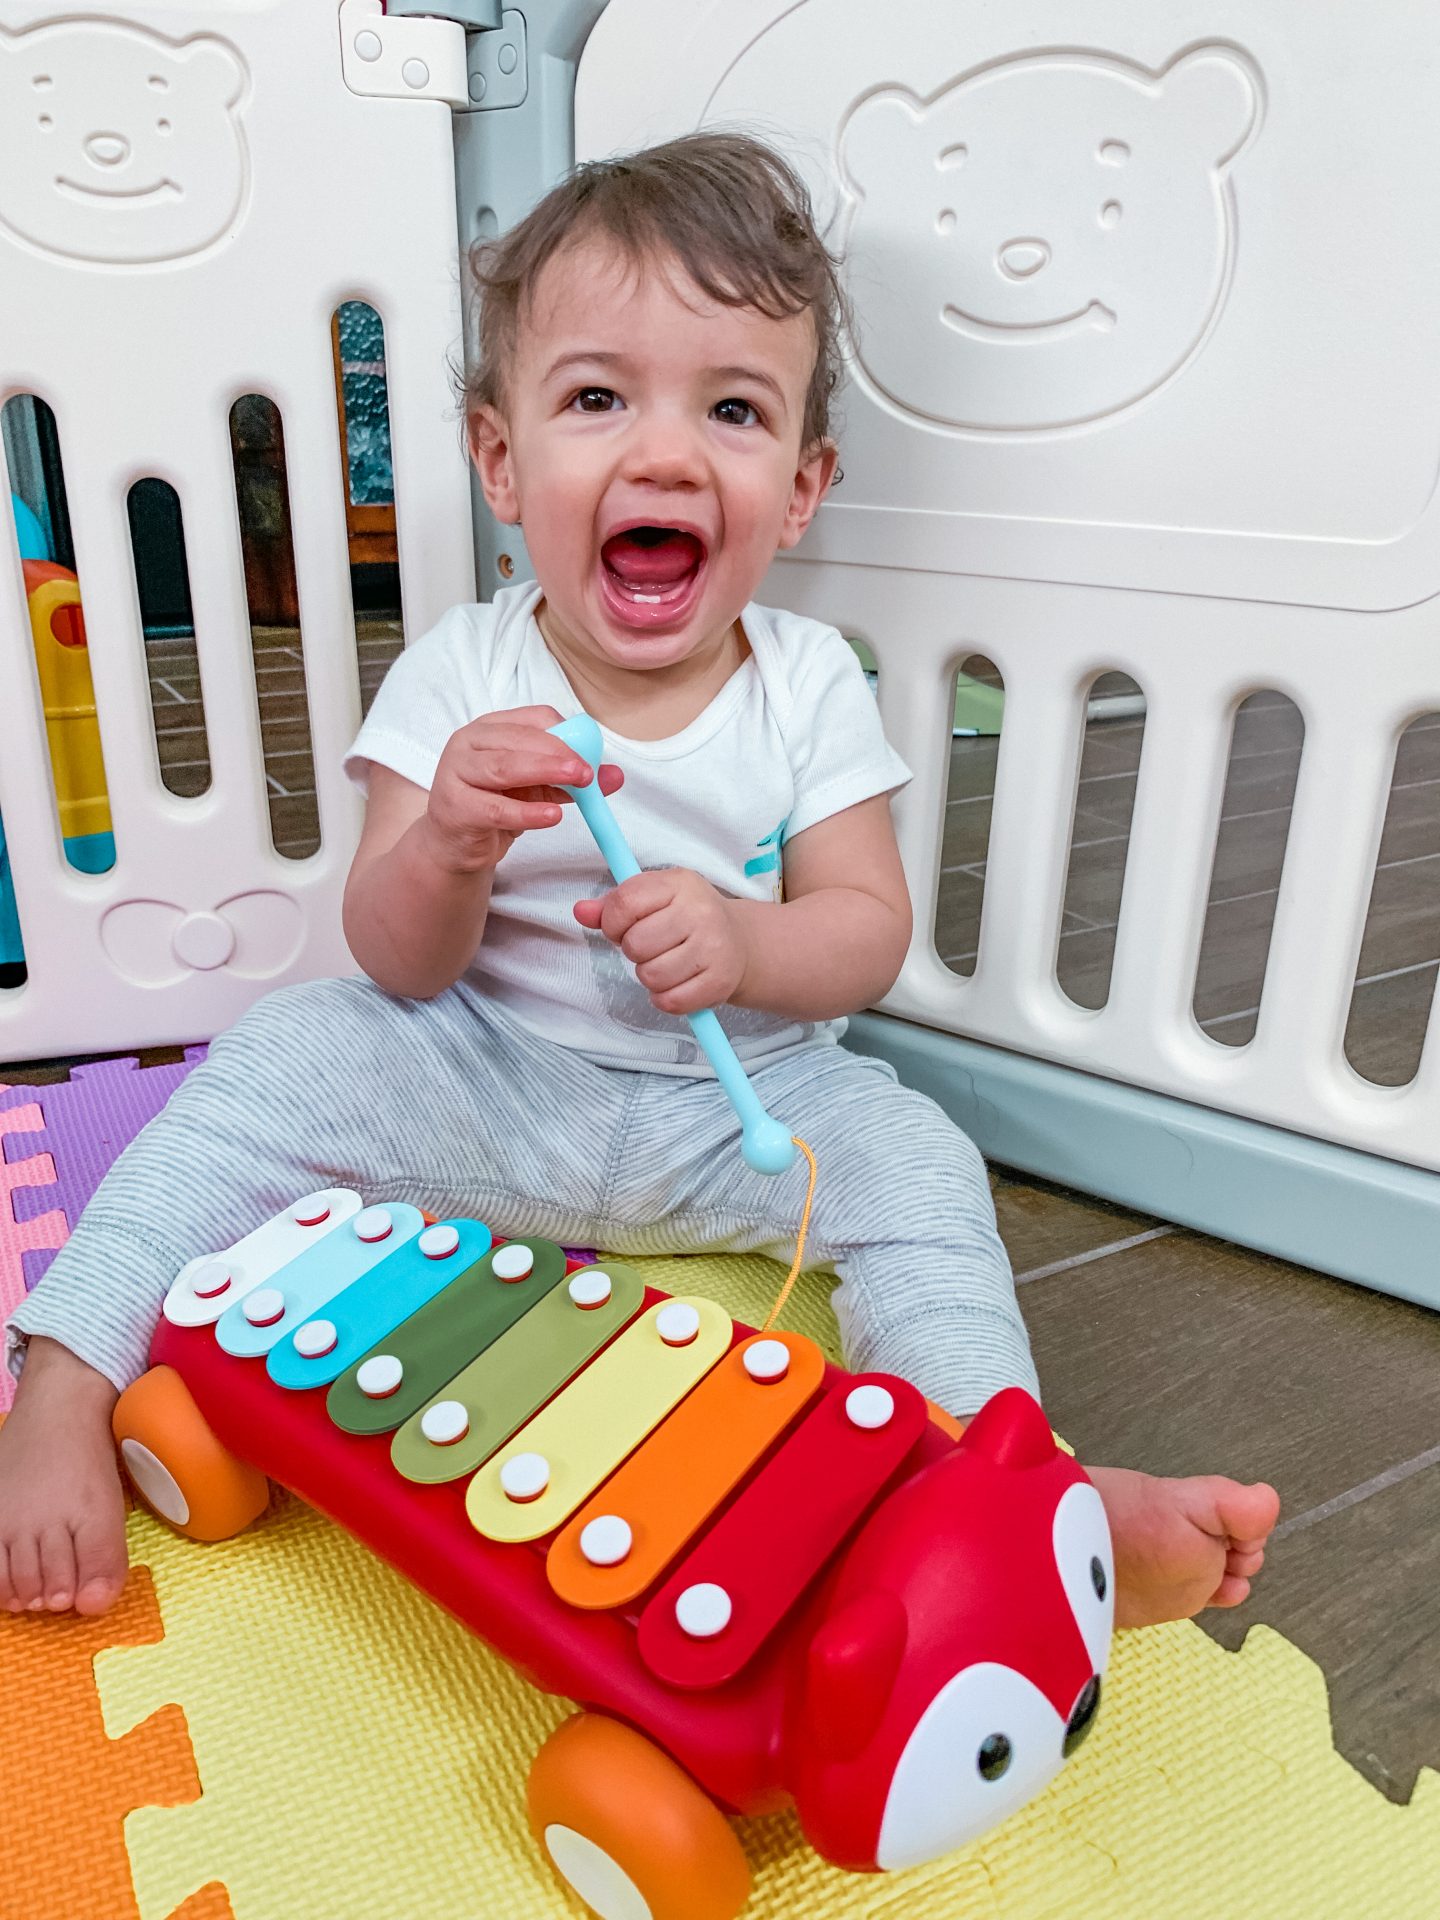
[462,130,849,453]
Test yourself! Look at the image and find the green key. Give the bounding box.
[326,1237,569,1436]
[390,1260,647,1485]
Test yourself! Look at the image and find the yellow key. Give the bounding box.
[464,1296,731,1544]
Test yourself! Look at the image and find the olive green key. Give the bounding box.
[327,1236,569,1436]
[390,1260,646,1485]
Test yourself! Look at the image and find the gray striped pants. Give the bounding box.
[5,978,1037,1416]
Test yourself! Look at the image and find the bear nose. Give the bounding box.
[998,238,1050,280]
[85,132,131,168]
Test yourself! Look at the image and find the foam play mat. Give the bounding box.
[1,1051,207,1410]
[1,1242,1436,1920]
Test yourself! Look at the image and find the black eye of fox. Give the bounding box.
[977,1732,1012,1781]
[1090,1555,1107,1602]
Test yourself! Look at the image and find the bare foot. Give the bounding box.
[0,1336,129,1616]
[1087,1463,1280,1630]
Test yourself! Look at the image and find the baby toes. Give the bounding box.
[6,1534,43,1610]
[1209,1572,1252,1608]
[72,1511,129,1616]
[1227,1545,1266,1579]
[39,1524,78,1611]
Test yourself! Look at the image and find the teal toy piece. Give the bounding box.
[10,492,48,561]
[550,713,796,1176]
[268,1215,493,1389]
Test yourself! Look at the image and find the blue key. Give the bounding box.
[267,1217,494,1390]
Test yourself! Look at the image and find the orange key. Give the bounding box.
[547,1330,825,1609]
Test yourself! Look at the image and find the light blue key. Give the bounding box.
[267,1216,493,1390]
[217,1202,425,1357]
[549,712,797,1176]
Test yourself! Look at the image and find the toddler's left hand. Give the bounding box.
[574,869,748,1015]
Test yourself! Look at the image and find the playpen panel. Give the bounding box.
[771,558,1440,1171]
[578,0,1440,610]
[577,1,1440,1174]
[0,0,476,1060]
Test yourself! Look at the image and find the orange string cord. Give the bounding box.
[762,1136,818,1332]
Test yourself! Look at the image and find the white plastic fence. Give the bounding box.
[576,0,1440,1177]
[0,0,475,1062]
[3,0,1439,1202]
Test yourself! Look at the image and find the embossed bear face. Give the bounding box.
[0,20,247,266]
[838,48,1259,432]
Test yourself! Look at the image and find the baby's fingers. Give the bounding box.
[521,763,625,808]
[649,970,717,1017]
[461,734,592,794]
[487,793,564,833]
[635,944,704,995]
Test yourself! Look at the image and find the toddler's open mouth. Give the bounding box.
[599,524,707,631]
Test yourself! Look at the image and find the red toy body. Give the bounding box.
[120,1196,1113,1914]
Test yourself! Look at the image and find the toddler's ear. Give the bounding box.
[468,405,520,523]
[778,438,840,551]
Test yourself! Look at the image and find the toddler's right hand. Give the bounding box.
[422,705,623,874]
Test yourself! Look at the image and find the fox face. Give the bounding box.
[788,1388,1113,1871]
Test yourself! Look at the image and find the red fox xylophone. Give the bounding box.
[113,1189,1114,1920]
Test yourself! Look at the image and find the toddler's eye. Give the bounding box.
[571,387,619,413]
[713,397,760,428]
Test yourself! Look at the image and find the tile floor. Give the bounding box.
[144,617,403,860]
[4,622,1438,1806]
[940,679,1440,1084]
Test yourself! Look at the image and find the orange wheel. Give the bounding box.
[527,1713,751,1920]
[112,1365,269,1542]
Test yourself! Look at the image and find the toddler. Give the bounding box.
[0,133,1276,1627]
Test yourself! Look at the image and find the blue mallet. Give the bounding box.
[550,713,797,1176]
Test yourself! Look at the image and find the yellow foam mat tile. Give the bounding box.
[84,1252,1439,1919]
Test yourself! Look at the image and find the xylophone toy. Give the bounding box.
[110,714,1114,1919]
[114,1200,1112,1919]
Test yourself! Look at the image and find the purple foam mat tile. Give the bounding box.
[1,1046,208,1288]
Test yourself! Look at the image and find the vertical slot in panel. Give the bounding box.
[1,398,45,988]
[3,394,119,989]
[1192,693,1304,1047]
[332,303,404,721]
[1056,672,1146,1012]
[1343,715,1440,1087]
[0,829,22,988]
[938,656,1004,977]
[128,479,210,802]
[229,395,319,859]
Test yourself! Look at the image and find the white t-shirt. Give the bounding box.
[345,581,910,1075]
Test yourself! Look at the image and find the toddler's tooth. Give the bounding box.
[634,593,660,603]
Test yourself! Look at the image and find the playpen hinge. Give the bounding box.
[457,6,530,113]
[384,1,528,113]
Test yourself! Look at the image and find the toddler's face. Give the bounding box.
[472,239,835,678]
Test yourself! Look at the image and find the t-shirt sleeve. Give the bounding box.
[343,605,489,794]
[779,622,912,841]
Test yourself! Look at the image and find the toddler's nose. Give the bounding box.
[623,417,704,490]
[85,132,131,168]
[997,237,1050,280]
